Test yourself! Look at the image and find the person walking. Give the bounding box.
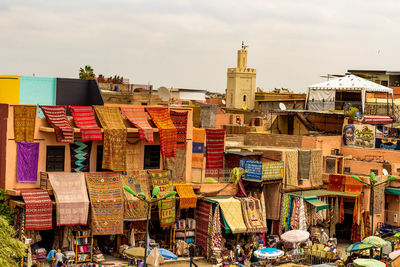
[55,249,65,267]
[189,243,198,267]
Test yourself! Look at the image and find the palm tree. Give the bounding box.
[79,65,95,79]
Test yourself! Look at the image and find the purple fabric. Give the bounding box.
[17,142,39,183]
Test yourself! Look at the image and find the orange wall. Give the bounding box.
[216,113,244,129]
[302,136,342,157]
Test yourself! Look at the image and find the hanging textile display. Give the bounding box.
[328,174,345,192]
[264,182,281,220]
[17,142,39,183]
[299,198,307,231]
[40,105,74,143]
[94,106,126,171]
[21,189,52,230]
[309,150,323,186]
[69,106,103,141]
[210,204,223,251]
[148,170,176,227]
[344,175,363,194]
[120,171,151,221]
[125,141,142,171]
[285,150,298,187]
[70,141,91,172]
[120,107,154,143]
[85,172,124,235]
[192,128,205,169]
[175,184,197,209]
[14,105,36,142]
[280,194,290,231]
[163,148,186,183]
[374,183,385,215]
[48,173,89,226]
[147,107,177,158]
[240,197,267,233]
[205,129,225,178]
[170,110,188,149]
[339,197,345,223]
[297,150,311,180]
[196,200,212,258]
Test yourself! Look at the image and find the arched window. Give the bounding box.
[243,95,246,102]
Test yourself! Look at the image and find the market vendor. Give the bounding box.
[247,236,259,263]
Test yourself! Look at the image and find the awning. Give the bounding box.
[386,187,400,195]
[364,116,393,125]
[304,196,329,211]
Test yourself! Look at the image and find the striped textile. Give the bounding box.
[205,129,225,169]
[69,106,103,141]
[21,189,52,230]
[121,107,154,143]
[40,105,74,143]
[94,106,126,171]
[14,105,36,142]
[147,107,177,158]
[86,172,124,235]
[170,110,188,149]
[196,200,212,258]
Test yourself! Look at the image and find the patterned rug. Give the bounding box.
[196,200,212,258]
[240,197,267,233]
[170,110,188,149]
[309,150,323,186]
[40,105,74,143]
[285,150,298,187]
[175,184,197,209]
[70,141,91,172]
[344,175,363,194]
[121,107,154,143]
[148,170,176,227]
[163,148,186,183]
[328,174,345,192]
[85,172,124,235]
[21,189,52,230]
[17,142,39,183]
[205,129,225,176]
[192,128,205,168]
[120,171,151,221]
[69,106,103,141]
[14,105,36,142]
[48,173,89,226]
[94,106,126,171]
[126,141,142,171]
[210,203,222,252]
[146,108,177,158]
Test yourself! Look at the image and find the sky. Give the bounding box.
[1,0,400,93]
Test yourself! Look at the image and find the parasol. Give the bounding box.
[254,247,284,259]
[281,230,310,243]
[353,258,385,267]
[148,248,178,260]
[362,236,390,248]
[346,242,374,253]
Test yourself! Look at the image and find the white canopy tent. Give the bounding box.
[307,74,393,113]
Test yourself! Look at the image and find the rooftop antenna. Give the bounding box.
[241,41,248,50]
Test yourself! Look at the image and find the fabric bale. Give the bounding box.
[48,173,89,226]
[69,106,103,141]
[120,107,154,143]
[192,128,205,169]
[170,110,188,149]
[21,189,52,230]
[14,105,36,142]
[70,141,91,172]
[175,184,197,209]
[17,142,39,183]
[40,105,74,143]
[85,172,124,235]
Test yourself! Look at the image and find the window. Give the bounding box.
[243,95,246,102]
[46,146,65,172]
[381,80,388,86]
[144,145,161,169]
[96,145,109,172]
[370,169,379,175]
[343,167,351,174]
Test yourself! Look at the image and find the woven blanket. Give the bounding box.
[120,171,151,221]
[126,141,142,171]
[48,173,89,226]
[170,110,188,149]
[21,189,52,230]
[211,204,222,252]
[205,129,225,169]
[344,175,363,194]
[14,105,36,142]
[40,105,74,143]
[192,128,205,168]
[121,107,154,143]
[70,141,91,172]
[163,148,186,183]
[94,106,126,171]
[240,197,267,233]
[309,150,323,186]
[285,150,298,187]
[264,182,281,220]
[298,150,311,180]
[196,200,212,257]
[328,174,345,192]
[147,108,177,158]
[86,172,124,235]
[17,142,39,183]
[175,184,197,209]
[69,106,103,141]
[148,170,176,227]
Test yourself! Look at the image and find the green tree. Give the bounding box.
[79,65,95,79]
[0,216,25,267]
[0,189,16,225]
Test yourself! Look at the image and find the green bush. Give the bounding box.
[0,216,25,267]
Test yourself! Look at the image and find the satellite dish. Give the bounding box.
[242,104,247,111]
[222,99,226,105]
[158,87,171,102]
[279,103,287,111]
[383,169,389,176]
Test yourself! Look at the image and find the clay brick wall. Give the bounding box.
[244,133,303,147]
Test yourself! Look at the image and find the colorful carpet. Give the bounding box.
[210,203,222,252]
[192,128,205,169]
[163,148,186,183]
[120,171,151,221]
[205,129,225,171]
[297,149,311,180]
[285,150,298,187]
[240,197,267,233]
[310,150,323,186]
[40,105,74,143]
[148,170,176,227]
[146,108,177,158]
[344,175,363,194]
[48,173,89,226]
[121,107,154,143]
[69,106,103,141]
[175,184,197,209]
[21,189,52,230]
[328,174,345,192]
[94,106,126,171]
[170,110,188,149]
[86,172,124,235]
[125,141,142,171]
[14,105,36,142]
[196,200,212,258]
[70,141,92,172]
[17,142,39,183]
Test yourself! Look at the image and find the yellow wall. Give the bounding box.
[0,75,20,104]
